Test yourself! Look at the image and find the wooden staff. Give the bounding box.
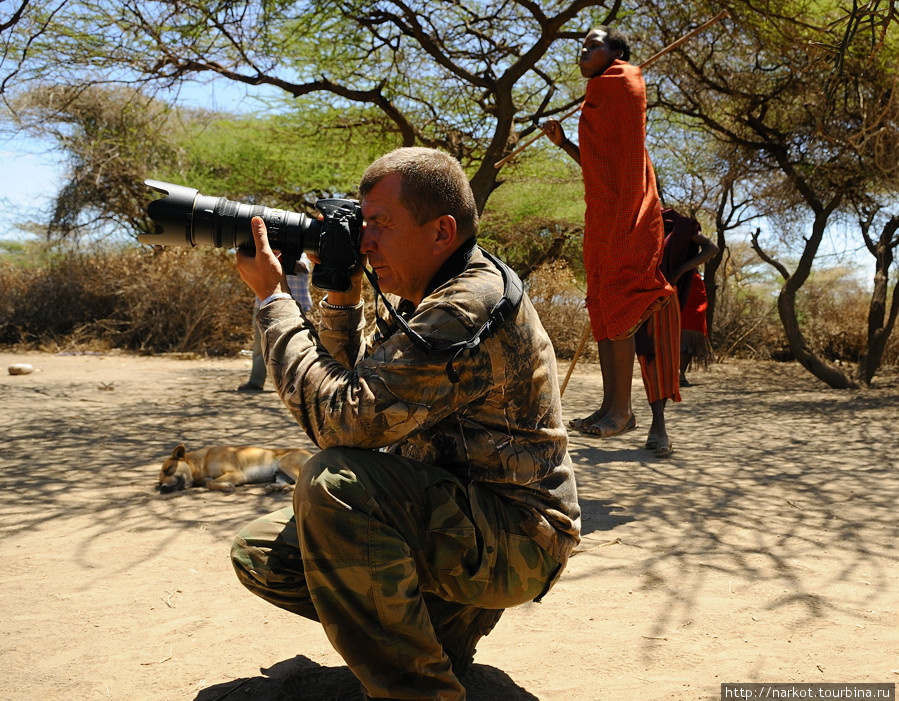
[493,10,729,169]
[559,322,592,397]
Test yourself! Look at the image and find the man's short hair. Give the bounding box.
[360,147,479,240]
[593,25,631,63]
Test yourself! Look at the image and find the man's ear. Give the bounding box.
[432,214,458,255]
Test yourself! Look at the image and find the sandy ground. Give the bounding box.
[1,350,897,701]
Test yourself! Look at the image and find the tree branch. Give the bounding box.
[751,226,791,281]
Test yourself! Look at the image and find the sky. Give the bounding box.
[0,132,65,240]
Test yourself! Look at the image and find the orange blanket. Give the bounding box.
[578,60,674,341]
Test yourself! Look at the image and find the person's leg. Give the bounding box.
[579,337,637,436]
[636,300,680,457]
[230,489,470,698]
[230,506,319,620]
[646,397,671,456]
[679,337,693,386]
[569,340,611,429]
[296,447,560,700]
[239,305,266,391]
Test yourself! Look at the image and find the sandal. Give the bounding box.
[568,412,603,431]
[580,415,637,438]
[654,440,673,458]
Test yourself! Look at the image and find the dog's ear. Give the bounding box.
[172,444,186,459]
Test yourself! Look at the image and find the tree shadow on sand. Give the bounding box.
[576,496,636,541]
[193,655,540,701]
[562,361,899,639]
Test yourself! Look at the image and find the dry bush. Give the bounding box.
[2,242,896,372]
[0,246,253,355]
[106,248,252,354]
[794,271,870,363]
[709,285,784,360]
[883,324,899,366]
[0,243,381,355]
[707,259,899,370]
[526,259,595,361]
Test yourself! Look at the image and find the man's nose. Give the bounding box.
[359,225,377,254]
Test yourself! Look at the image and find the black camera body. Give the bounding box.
[141,180,363,292]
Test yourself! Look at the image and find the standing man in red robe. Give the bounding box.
[543,25,677,439]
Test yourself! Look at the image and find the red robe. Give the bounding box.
[578,60,674,341]
[681,272,709,335]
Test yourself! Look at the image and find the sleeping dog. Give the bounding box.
[157,444,313,494]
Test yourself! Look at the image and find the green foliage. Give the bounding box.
[159,104,400,208]
[478,140,586,272]
[0,239,27,256]
[0,0,622,212]
[485,178,584,225]
[7,84,401,241]
[4,0,898,384]
[8,84,191,240]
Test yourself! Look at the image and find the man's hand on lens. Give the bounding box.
[236,216,289,301]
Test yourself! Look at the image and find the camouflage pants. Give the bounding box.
[230,446,561,700]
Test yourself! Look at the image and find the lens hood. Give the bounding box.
[141,180,202,247]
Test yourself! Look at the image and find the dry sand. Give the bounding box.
[1,350,897,700]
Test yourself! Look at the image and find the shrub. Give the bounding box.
[526,259,596,362]
[0,245,253,355]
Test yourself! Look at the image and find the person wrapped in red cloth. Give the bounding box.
[631,208,720,456]
[543,25,676,440]
[659,208,719,387]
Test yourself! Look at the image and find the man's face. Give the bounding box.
[579,28,619,78]
[360,172,442,305]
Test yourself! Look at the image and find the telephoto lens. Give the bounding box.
[142,180,363,291]
[141,179,320,255]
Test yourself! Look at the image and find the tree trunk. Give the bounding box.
[470,149,505,216]
[755,206,859,389]
[777,289,859,389]
[856,216,899,385]
[703,225,726,335]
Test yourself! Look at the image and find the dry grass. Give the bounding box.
[526,259,596,362]
[0,246,252,355]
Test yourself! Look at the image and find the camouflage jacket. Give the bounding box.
[256,244,580,562]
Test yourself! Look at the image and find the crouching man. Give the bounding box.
[231,147,580,700]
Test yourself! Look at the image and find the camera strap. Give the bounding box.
[363,246,523,383]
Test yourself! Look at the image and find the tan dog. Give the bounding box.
[157,444,313,494]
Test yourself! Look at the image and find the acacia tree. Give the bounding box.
[0,1,34,36]
[9,84,183,238]
[2,0,628,213]
[646,0,899,388]
[0,0,72,97]
[1,0,37,89]
[650,111,765,335]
